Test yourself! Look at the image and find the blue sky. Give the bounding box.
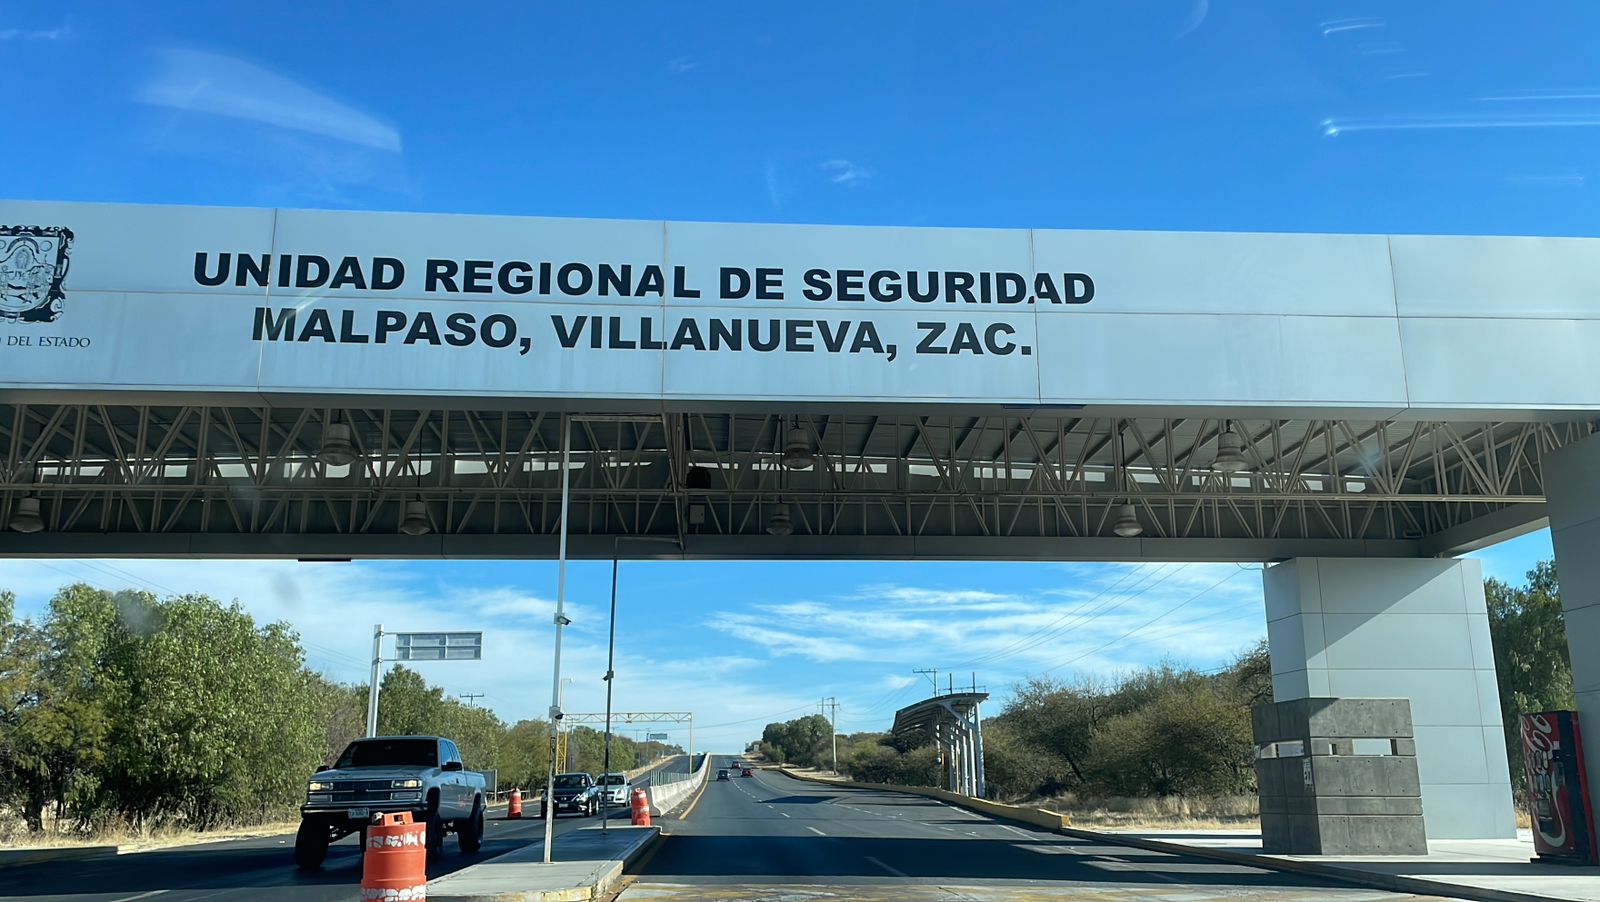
[0,4,1584,749]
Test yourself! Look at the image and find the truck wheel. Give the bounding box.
[294,820,329,870]
[424,793,445,859]
[458,799,484,853]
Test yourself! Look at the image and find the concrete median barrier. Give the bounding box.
[645,755,709,815]
[777,767,1071,830]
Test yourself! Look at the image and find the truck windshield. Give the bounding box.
[335,739,438,768]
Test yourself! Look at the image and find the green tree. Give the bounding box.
[1486,560,1574,791]
[1086,681,1254,797]
[501,719,552,791]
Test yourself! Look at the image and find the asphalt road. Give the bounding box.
[0,756,697,902]
[621,767,1435,902]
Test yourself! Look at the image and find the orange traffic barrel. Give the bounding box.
[507,788,522,819]
[362,811,426,901]
[630,787,652,827]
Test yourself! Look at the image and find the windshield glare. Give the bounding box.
[335,739,437,768]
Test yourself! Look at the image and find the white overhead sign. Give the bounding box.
[394,631,483,661]
[1,200,1596,413]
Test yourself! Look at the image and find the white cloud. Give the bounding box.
[0,27,66,40]
[821,158,874,186]
[135,48,402,152]
[666,56,699,73]
[709,617,870,662]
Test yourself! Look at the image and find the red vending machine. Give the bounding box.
[1520,711,1598,865]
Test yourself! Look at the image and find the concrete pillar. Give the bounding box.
[966,700,979,799]
[962,725,976,795]
[1539,435,1600,800]
[1263,557,1516,839]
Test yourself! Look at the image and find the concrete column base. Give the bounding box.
[1263,557,1516,839]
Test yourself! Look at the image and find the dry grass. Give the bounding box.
[1,814,302,853]
[1016,792,1261,831]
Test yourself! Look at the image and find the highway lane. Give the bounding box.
[0,756,697,902]
[621,766,1435,902]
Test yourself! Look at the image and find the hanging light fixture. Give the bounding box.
[1212,421,1250,474]
[781,420,814,470]
[1111,502,1142,538]
[766,506,794,536]
[318,421,358,467]
[399,499,432,536]
[8,495,43,534]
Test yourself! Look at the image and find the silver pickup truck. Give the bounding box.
[296,735,487,869]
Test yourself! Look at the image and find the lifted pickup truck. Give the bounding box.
[296,735,486,869]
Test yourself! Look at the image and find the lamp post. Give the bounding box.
[542,415,572,864]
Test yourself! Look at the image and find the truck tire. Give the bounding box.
[458,799,484,853]
[294,820,329,870]
[424,793,445,859]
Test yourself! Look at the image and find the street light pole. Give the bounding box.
[543,415,572,864]
[601,538,619,833]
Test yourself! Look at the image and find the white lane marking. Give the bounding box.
[999,824,1035,839]
[779,812,791,818]
[107,892,167,902]
[806,826,826,836]
[864,855,908,878]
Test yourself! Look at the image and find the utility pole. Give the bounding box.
[820,697,839,774]
[459,692,484,705]
[366,624,384,737]
[914,668,939,696]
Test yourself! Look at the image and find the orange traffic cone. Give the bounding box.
[508,788,523,819]
[630,787,652,827]
[362,812,426,901]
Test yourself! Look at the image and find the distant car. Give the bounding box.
[716,769,730,781]
[597,772,630,806]
[741,767,754,777]
[541,772,602,817]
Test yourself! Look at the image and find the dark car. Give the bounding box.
[741,767,754,777]
[541,772,601,817]
[716,769,730,781]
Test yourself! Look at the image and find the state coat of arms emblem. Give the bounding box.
[0,226,74,323]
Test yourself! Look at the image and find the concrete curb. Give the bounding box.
[0,846,119,869]
[427,826,660,902]
[778,768,1565,902]
[777,768,1071,831]
[1058,827,1567,902]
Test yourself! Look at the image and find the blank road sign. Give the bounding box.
[395,631,483,661]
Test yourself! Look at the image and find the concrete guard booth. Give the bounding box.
[4,200,1600,842]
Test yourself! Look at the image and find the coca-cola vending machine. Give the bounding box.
[1520,711,1597,865]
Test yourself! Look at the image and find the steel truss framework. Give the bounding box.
[0,403,1590,560]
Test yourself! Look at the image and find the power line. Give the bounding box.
[694,701,817,731]
[1040,567,1251,676]
[962,563,1195,667]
